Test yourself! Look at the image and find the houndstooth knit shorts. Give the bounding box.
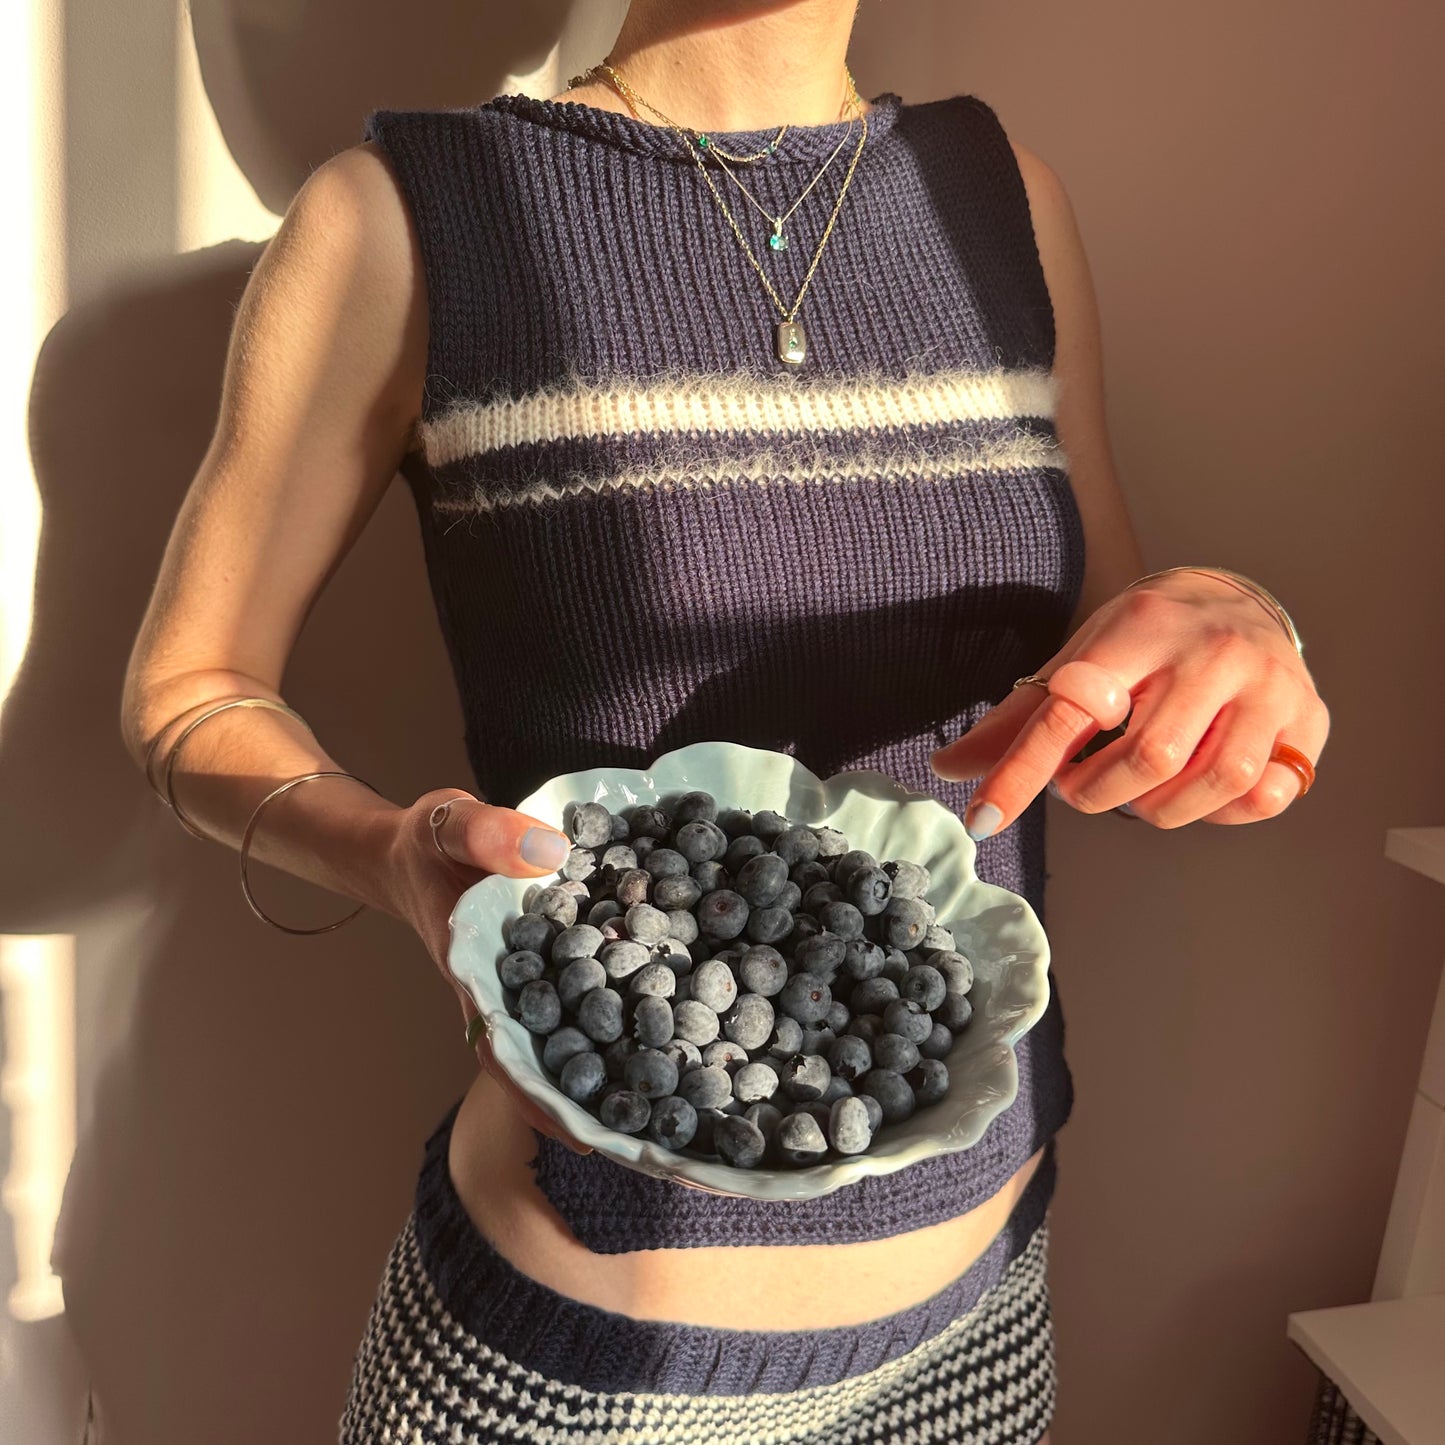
[338,1101,1058,1444]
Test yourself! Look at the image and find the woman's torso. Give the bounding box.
[359,84,1083,1315]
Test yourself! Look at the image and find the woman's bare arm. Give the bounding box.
[120,139,428,914]
[1010,138,1146,628]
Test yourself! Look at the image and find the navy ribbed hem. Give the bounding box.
[411,1095,1056,1396]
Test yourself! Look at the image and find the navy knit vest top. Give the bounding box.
[361,87,1084,1252]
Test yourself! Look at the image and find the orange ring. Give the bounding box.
[1269,742,1316,798]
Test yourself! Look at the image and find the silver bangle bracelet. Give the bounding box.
[1128,566,1304,656]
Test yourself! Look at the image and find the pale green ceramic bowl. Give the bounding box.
[448,740,1050,1202]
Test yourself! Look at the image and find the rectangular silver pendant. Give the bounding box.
[776,319,806,366]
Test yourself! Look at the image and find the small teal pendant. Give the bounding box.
[768,219,788,253]
[696,134,710,150]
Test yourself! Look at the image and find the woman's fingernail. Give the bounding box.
[965,802,1003,841]
[1116,801,1138,818]
[1046,779,1063,801]
[520,826,570,868]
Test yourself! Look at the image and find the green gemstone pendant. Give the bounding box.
[776,319,806,366]
[768,219,789,253]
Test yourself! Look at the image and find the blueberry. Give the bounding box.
[576,986,624,1043]
[884,997,934,1045]
[552,924,605,965]
[672,973,694,1003]
[676,1063,733,1110]
[631,994,674,1049]
[907,1057,950,1105]
[751,1011,799,1059]
[632,836,659,863]
[774,880,804,913]
[717,807,754,839]
[672,999,721,1046]
[722,992,774,1050]
[744,1100,784,1136]
[697,890,750,940]
[751,810,790,845]
[919,1020,955,1060]
[505,913,554,956]
[653,874,703,912]
[522,884,542,913]
[899,964,947,1012]
[773,826,821,867]
[691,860,731,895]
[499,949,546,990]
[825,1000,850,1033]
[600,1089,652,1134]
[745,905,793,944]
[558,879,591,900]
[921,923,957,954]
[832,849,878,889]
[779,1053,832,1102]
[739,945,788,996]
[660,1038,703,1074]
[881,948,911,984]
[829,1033,872,1082]
[818,900,864,940]
[664,908,700,945]
[648,1094,698,1149]
[533,885,579,929]
[783,913,822,953]
[517,979,561,1034]
[733,1060,779,1104]
[587,898,624,928]
[670,790,718,825]
[602,1035,639,1080]
[703,1038,750,1071]
[850,977,900,1015]
[778,972,832,1025]
[845,865,893,916]
[813,826,849,858]
[675,819,727,865]
[683,958,733,1013]
[938,992,974,1031]
[777,1111,828,1165]
[601,843,641,872]
[714,1115,767,1168]
[559,1051,607,1103]
[558,958,607,1013]
[643,847,689,881]
[802,882,844,914]
[882,897,931,951]
[840,938,886,981]
[881,858,930,900]
[800,1025,837,1056]
[624,804,669,840]
[567,802,613,849]
[857,1090,884,1135]
[734,852,789,908]
[857,1068,916,1123]
[615,868,652,908]
[600,939,650,982]
[794,931,846,981]
[650,937,693,974]
[874,1032,921,1073]
[624,904,671,946]
[625,1047,679,1098]
[819,1072,854,1104]
[846,1013,885,1044]
[724,835,767,874]
[928,950,974,994]
[542,1026,594,1074]
[629,962,676,1000]
[828,1095,873,1154]
[610,811,631,842]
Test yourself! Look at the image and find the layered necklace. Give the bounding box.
[568,60,870,367]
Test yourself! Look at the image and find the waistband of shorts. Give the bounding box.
[411,1094,1056,1397]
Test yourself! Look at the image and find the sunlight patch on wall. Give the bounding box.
[1,935,76,1322]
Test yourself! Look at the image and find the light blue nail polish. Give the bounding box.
[521,826,570,868]
[965,802,1003,841]
[1046,779,1063,801]
[1116,801,1137,818]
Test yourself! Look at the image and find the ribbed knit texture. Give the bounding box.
[361,87,1085,1252]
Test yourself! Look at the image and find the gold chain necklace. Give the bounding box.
[594,62,870,367]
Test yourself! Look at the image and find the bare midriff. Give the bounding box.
[447,1066,1045,1331]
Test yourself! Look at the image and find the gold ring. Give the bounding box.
[1012,673,1050,692]
[430,798,467,860]
[464,1014,490,1049]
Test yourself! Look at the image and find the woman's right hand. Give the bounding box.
[387,787,593,1155]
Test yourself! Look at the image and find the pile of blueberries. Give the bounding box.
[495,790,976,1170]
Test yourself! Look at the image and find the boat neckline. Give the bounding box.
[476,89,906,166]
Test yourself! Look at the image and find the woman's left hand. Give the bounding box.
[929,570,1330,838]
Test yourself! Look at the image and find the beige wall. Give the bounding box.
[2,0,1442,1440]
